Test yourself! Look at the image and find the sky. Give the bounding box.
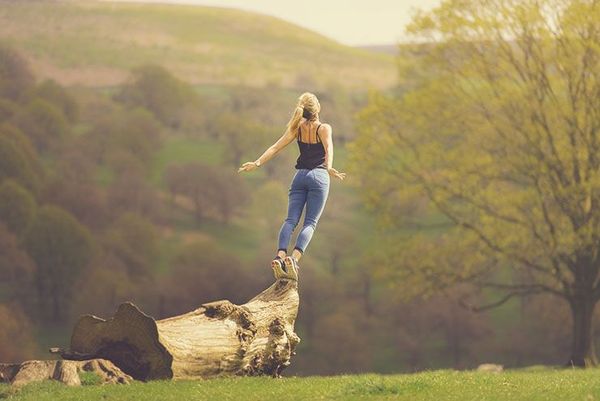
[105,0,441,46]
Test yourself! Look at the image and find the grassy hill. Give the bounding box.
[2,368,600,401]
[0,0,396,89]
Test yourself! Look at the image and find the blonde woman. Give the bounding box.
[238,92,346,279]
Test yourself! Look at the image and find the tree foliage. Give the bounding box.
[116,64,199,129]
[27,79,79,122]
[0,44,34,101]
[351,0,600,366]
[0,179,36,238]
[103,212,160,277]
[15,98,70,152]
[0,135,39,193]
[164,162,249,223]
[24,205,95,322]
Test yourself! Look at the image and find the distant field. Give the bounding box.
[0,1,396,89]
[2,369,600,401]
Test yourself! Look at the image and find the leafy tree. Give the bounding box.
[216,112,273,168]
[14,98,70,152]
[157,240,259,316]
[108,108,162,168]
[248,180,288,240]
[115,64,199,129]
[211,168,249,223]
[168,162,248,223]
[0,98,18,123]
[24,205,94,322]
[351,0,600,366]
[103,213,160,277]
[0,44,34,101]
[0,179,36,238]
[0,223,36,308]
[0,135,39,193]
[27,79,79,122]
[106,170,160,220]
[0,123,44,178]
[87,107,162,170]
[0,303,37,362]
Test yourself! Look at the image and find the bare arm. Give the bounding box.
[238,129,296,173]
[318,124,346,181]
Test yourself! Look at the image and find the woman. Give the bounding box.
[238,92,346,280]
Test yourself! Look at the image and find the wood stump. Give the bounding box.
[0,359,132,386]
[54,277,300,381]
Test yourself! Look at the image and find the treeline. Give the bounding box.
[0,45,270,361]
[0,42,574,374]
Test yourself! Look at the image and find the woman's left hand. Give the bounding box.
[328,167,346,181]
[238,161,259,173]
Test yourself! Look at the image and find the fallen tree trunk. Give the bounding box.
[55,277,300,381]
[0,359,132,386]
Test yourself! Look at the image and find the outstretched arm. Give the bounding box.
[238,129,296,173]
[319,124,346,181]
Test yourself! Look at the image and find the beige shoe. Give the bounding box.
[271,257,285,280]
[281,256,299,281]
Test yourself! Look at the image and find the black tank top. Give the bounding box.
[295,123,326,170]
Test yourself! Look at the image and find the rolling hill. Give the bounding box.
[0,0,397,89]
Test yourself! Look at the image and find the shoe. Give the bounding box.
[271,256,285,279]
[281,256,299,281]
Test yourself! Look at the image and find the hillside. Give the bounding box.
[0,0,396,89]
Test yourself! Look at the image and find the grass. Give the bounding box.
[2,369,600,401]
[0,1,396,89]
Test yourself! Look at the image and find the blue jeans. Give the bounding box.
[277,168,330,254]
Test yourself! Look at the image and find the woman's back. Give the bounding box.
[295,121,326,170]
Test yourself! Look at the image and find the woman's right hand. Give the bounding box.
[328,167,346,181]
[238,161,259,173]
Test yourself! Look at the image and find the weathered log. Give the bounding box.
[56,276,300,381]
[0,359,132,386]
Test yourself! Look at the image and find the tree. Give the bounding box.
[0,303,37,362]
[216,113,273,168]
[0,44,34,101]
[115,64,199,129]
[0,99,18,123]
[0,223,36,308]
[351,0,600,366]
[0,135,39,193]
[107,108,162,168]
[103,213,160,277]
[157,240,260,317]
[106,170,160,220]
[169,162,248,224]
[14,98,70,152]
[0,179,36,238]
[0,123,44,179]
[210,168,249,223]
[42,144,108,229]
[56,277,300,380]
[24,205,94,322]
[27,79,79,123]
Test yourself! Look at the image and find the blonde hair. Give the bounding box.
[286,92,320,135]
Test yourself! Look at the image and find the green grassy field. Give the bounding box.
[0,1,395,89]
[2,369,599,401]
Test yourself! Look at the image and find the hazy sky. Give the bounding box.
[106,0,441,45]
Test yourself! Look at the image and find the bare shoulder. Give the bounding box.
[319,123,333,136]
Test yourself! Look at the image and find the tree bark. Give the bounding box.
[55,278,300,381]
[568,294,598,367]
[0,359,132,387]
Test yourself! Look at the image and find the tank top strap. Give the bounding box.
[315,124,322,143]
